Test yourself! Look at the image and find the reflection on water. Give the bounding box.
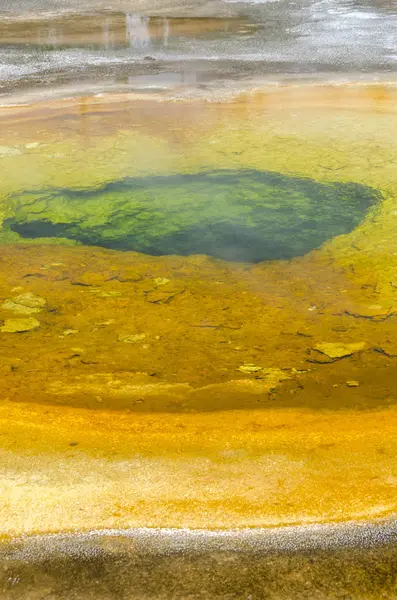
[0,13,254,49]
[125,15,150,49]
[0,12,264,97]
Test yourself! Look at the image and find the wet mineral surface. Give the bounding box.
[3,525,397,599]
[1,0,397,99]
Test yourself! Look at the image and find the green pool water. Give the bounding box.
[4,168,380,262]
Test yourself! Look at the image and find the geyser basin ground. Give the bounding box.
[3,525,397,599]
[5,169,379,262]
[1,85,397,552]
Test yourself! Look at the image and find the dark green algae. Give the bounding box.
[4,168,380,262]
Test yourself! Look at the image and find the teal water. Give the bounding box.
[5,169,380,262]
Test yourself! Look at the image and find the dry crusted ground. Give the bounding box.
[1,85,397,535]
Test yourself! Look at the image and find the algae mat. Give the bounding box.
[1,85,397,533]
[3,170,379,262]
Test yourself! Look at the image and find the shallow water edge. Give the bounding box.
[2,523,397,599]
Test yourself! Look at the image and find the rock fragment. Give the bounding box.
[153,278,170,286]
[62,329,78,337]
[2,292,46,315]
[312,342,366,360]
[0,317,40,333]
[118,333,147,344]
[0,145,22,156]
[238,364,263,374]
[145,289,184,304]
[237,365,291,386]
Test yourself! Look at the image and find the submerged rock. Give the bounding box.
[237,365,291,386]
[313,342,366,360]
[0,317,40,332]
[346,380,360,387]
[94,290,122,298]
[237,364,264,374]
[2,292,46,315]
[0,145,22,157]
[145,289,184,304]
[118,333,147,344]
[3,169,380,263]
[153,277,171,286]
